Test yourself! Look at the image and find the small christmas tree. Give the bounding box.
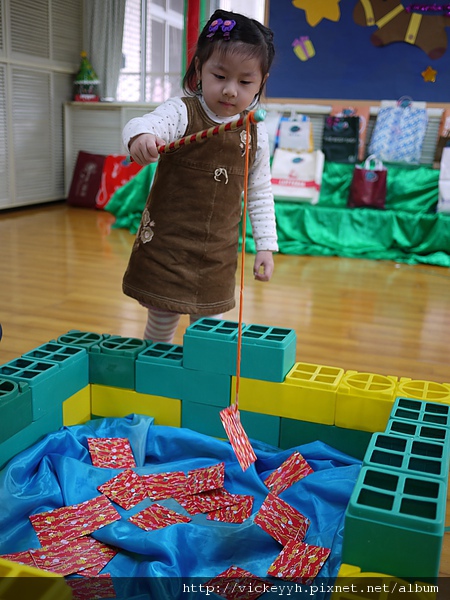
[74,51,100,102]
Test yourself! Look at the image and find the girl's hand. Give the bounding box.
[253,250,274,282]
[129,133,166,165]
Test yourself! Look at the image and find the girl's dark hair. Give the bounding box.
[183,10,275,101]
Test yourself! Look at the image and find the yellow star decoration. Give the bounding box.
[421,66,437,83]
[292,0,341,27]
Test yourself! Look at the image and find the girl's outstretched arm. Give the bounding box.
[122,97,188,156]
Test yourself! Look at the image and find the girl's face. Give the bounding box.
[196,48,266,117]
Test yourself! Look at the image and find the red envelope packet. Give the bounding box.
[175,488,236,515]
[29,495,121,545]
[185,462,225,496]
[220,404,257,471]
[128,503,191,531]
[205,565,269,600]
[88,437,136,468]
[29,537,115,576]
[253,493,310,546]
[263,451,314,495]
[267,539,331,584]
[75,544,118,576]
[206,495,254,523]
[67,574,116,600]
[0,550,36,566]
[142,470,187,500]
[98,469,148,510]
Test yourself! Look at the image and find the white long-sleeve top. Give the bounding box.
[122,96,278,253]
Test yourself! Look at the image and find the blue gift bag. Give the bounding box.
[369,98,428,165]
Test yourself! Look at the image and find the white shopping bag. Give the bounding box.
[277,114,313,152]
[263,109,283,158]
[271,148,324,204]
[438,147,450,213]
[439,146,450,180]
[437,181,450,214]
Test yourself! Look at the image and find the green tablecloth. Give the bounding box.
[105,162,158,234]
[105,161,450,267]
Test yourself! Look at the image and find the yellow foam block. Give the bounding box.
[333,564,437,600]
[91,384,181,427]
[63,385,91,426]
[0,557,72,599]
[234,361,342,425]
[335,371,398,433]
[397,378,450,404]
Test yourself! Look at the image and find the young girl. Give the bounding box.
[122,10,278,343]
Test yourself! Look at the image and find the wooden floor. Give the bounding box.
[1,202,450,575]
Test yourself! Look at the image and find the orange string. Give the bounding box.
[234,112,253,408]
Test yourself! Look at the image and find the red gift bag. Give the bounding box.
[67,151,106,208]
[95,155,143,209]
[348,155,387,209]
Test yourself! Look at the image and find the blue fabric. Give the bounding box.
[0,415,361,599]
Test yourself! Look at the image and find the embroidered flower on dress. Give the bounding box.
[138,208,155,244]
[141,227,155,243]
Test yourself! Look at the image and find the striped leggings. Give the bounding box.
[144,307,223,343]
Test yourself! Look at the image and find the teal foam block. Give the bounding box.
[390,397,450,428]
[386,417,450,447]
[136,343,184,398]
[57,330,109,348]
[23,342,89,398]
[89,336,147,389]
[182,319,240,375]
[279,417,372,460]
[363,432,450,482]
[0,358,65,420]
[182,370,231,407]
[181,400,280,447]
[0,379,33,443]
[240,325,296,382]
[343,465,446,580]
[0,407,63,470]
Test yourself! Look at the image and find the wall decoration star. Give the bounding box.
[292,0,341,27]
[421,65,437,82]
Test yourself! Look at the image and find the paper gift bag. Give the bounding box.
[271,148,324,203]
[433,109,450,166]
[348,155,387,209]
[437,181,450,214]
[331,105,370,161]
[96,155,143,209]
[321,115,359,163]
[369,97,428,165]
[437,146,450,213]
[277,114,313,152]
[67,151,106,208]
[439,144,450,180]
[264,109,283,157]
[433,134,450,169]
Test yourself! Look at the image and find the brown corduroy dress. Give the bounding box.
[122,96,257,315]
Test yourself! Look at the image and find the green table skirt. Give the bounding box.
[105,161,450,267]
[244,203,450,267]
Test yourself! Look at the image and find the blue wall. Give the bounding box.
[266,0,450,102]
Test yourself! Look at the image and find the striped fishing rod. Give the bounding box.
[156,108,266,153]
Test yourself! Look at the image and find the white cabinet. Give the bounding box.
[0,0,82,210]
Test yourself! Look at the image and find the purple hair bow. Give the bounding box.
[207,18,236,41]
